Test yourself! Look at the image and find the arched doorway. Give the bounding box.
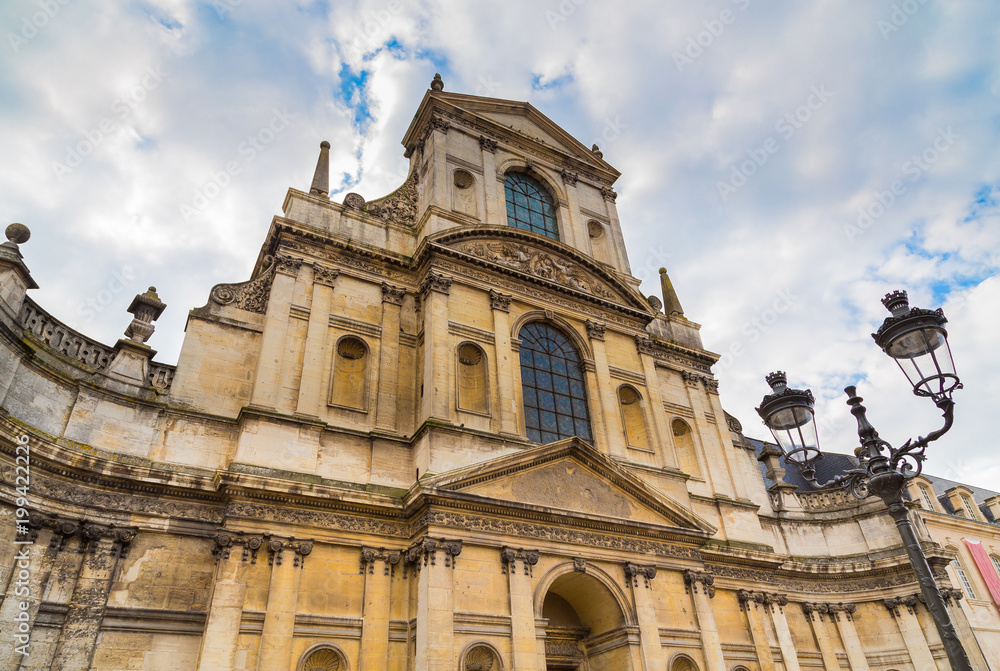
[539,568,633,670]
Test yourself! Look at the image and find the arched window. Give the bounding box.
[518,322,591,443]
[504,172,559,239]
[948,549,977,599]
[618,385,650,449]
[672,418,701,477]
[457,343,489,414]
[330,336,368,410]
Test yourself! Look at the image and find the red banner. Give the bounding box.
[965,540,1000,606]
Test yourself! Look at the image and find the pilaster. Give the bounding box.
[409,537,462,671]
[375,283,406,432]
[883,596,937,671]
[295,264,337,417]
[196,533,252,671]
[251,254,302,409]
[587,324,623,457]
[802,602,851,671]
[489,290,519,437]
[359,547,400,671]
[419,272,453,423]
[256,537,312,671]
[738,589,776,671]
[0,524,61,667]
[502,547,540,671]
[636,349,677,469]
[766,595,800,671]
[831,606,870,671]
[625,562,665,671]
[480,136,500,226]
[685,571,726,671]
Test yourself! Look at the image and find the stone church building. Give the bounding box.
[0,77,996,670]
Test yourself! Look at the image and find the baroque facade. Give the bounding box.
[0,76,996,670]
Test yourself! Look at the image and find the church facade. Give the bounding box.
[0,77,995,670]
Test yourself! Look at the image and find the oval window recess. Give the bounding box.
[454,170,474,190]
[587,220,605,238]
[337,338,366,360]
[458,343,482,365]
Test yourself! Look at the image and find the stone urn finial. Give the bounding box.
[430,73,444,91]
[124,286,166,344]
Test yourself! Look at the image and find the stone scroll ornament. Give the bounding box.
[453,240,618,300]
[208,254,277,314]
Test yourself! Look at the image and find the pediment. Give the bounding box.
[430,227,652,315]
[423,437,716,535]
[401,92,619,179]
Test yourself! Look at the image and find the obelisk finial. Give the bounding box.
[310,141,330,197]
[659,267,684,316]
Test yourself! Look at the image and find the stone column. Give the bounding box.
[490,291,519,437]
[256,538,312,671]
[358,547,399,671]
[883,596,937,671]
[196,534,251,671]
[766,595,801,671]
[587,322,622,456]
[634,338,677,469]
[375,283,406,432]
[251,255,302,409]
[429,119,450,214]
[685,571,726,671]
[559,170,583,248]
[831,606,870,671]
[738,590,776,671]
[50,525,135,671]
[502,548,541,671]
[410,537,461,671]
[0,522,65,667]
[625,562,665,671]
[295,264,337,417]
[480,136,500,226]
[801,603,843,671]
[419,272,453,423]
[601,187,631,274]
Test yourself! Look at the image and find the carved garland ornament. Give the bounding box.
[453,240,618,300]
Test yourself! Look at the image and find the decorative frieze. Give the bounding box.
[381,282,406,305]
[313,264,339,287]
[403,537,462,575]
[683,570,716,597]
[623,562,657,588]
[500,546,539,576]
[360,546,402,576]
[419,271,453,299]
[585,320,606,341]
[489,289,512,312]
[479,135,498,153]
[737,589,788,612]
[802,601,856,621]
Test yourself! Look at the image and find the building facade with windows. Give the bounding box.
[0,78,996,670]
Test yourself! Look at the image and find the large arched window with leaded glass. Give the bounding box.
[504,172,559,239]
[518,322,592,443]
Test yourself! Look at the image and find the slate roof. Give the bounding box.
[749,436,999,523]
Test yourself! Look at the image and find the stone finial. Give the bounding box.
[124,286,166,344]
[4,223,30,248]
[310,140,330,197]
[430,73,444,91]
[0,222,39,291]
[658,267,684,316]
[591,144,603,158]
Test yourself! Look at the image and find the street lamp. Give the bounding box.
[756,290,973,671]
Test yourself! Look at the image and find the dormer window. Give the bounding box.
[504,172,559,240]
[919,485,936,511]
[962,495,979,520]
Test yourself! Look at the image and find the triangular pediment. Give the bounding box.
[429,226,652,316]
[422,437,716,536]
[401,91,620,180]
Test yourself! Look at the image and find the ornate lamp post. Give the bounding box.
[756,290,972,671]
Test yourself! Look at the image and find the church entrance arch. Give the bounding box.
[536,564,636,670]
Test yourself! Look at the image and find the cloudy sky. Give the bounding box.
[2,0,999,489]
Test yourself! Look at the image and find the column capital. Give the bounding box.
[360,546,402,576]
[803,601,856,621]
[737,589,788,612]
[585,320,606,341]
[419,271,452,299]
[274,253,303,276]
[634,334,656,356]
[560,169,578,186]
[500,546,539,576]
[403,536,462,575]
[312,263,339,287]
[489,289,512,312]
[883,594,920,617]
[684,569,716,598]
[479,135,498,153]
[381,282,406,305]
[211,532,312,567]
[624,562,657,588]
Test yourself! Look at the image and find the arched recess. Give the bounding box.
[535,562,638,670]
[671,418,702,477]
[456,342,489,414]
[458,640,504,671]
[297,643,349,671]
[618,384,650,449]
[667,652,700,671]
[329,335,369,410]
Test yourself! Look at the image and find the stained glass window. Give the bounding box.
[518,322,592,443]
[504,172,559,239]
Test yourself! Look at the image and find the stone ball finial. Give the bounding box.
[5,223,30,245]
[430,73,444,91]
[320,140,330,149]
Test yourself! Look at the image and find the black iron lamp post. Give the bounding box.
[756,290,972,671]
